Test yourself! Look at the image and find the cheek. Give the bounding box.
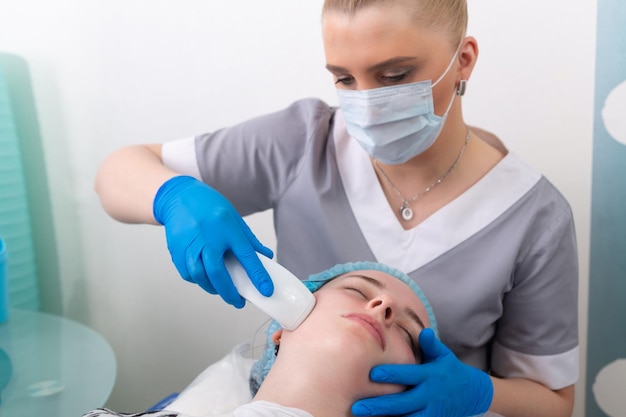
[387,333,418,365]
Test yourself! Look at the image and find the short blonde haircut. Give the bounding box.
[322,0,468,47]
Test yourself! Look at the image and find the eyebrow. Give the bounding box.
[325,56,420,74]
[345,274,427,330]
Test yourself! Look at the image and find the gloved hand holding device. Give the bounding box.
[352,328,493,417]
[153,175,274,308]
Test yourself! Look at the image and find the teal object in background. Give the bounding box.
[0,60,39,310]
[0,52,61,313]
[0,237,7,322]
[0,347,11,405]
[0,309,116,415]
[586,0,626,416]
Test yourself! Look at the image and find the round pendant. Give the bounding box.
[401,206,413,221]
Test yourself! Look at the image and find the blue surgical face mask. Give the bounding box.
[336,48,461,165]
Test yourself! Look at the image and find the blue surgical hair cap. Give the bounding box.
[248,261,438,396]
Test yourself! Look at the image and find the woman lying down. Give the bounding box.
[84,262,486,417]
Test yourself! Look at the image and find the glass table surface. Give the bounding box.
[0,308,116,417]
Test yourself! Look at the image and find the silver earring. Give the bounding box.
[457,80,467,96]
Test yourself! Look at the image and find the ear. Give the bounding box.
[271,329,283,345]
[457,36,479,84]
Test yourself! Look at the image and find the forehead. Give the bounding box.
[322,270,430,327]
[321,5,451,68]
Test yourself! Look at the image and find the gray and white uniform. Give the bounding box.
[162,98,579,390]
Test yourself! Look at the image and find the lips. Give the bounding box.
[344,313,386,350]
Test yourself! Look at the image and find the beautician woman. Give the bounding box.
[95,1,579,416]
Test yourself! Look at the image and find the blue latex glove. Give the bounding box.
[352,328,493,417]
[153,175,274,307]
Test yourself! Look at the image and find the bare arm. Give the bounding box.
[94,144,179,224]
[490,378,574,417]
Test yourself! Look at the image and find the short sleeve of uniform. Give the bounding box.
[161,98,335,216]
[491,188,579,390]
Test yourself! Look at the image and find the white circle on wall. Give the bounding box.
[593,359,626,417]
[602,80,626,145]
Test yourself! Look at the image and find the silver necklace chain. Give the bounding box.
[374,127,471,221]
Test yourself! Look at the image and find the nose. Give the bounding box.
[368,294,395,322]
[355,80,379,91]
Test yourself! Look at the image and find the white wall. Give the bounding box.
[0,0,596,414]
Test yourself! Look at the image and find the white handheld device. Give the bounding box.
[225,253,316,330]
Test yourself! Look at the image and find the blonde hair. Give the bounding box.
[321,0,468,47]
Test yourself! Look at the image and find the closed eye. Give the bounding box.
[345,286,368,299]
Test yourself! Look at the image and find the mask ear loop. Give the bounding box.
[453,38,468,96]
[432,40,467,115]
[438,84,460,118]
[431,40,464,88]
